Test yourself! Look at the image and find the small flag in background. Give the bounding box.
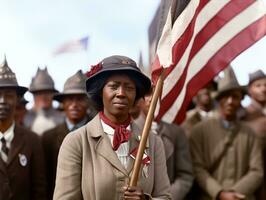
[53,36,89,56]
[152,0,266,124]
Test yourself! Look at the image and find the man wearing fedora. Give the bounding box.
[14,96,28,127]
[24,67,64,135]
[244,69,266,200]
[189,67,263,200]
[182,80,217,137]
[0,58,47,199]
[42,70,95,200]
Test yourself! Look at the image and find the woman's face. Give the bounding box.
[102,74,136,123]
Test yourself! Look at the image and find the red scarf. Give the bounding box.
[99,112,131,151]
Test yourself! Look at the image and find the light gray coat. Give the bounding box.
[53,114,171,200]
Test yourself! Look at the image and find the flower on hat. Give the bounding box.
[86,62,102,78]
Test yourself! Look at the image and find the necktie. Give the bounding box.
[100,112,131,151]
[1,137,9,156]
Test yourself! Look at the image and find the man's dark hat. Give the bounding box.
[54,70,87,102]
[248,69,266,85]
[215,66,246,100]
[86,55,151,95]
[29,67,58,93]
[0,57,28,95]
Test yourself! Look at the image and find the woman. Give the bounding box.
[53,55,171,200]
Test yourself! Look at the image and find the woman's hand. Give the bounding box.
[218,191,245,200]
[122,185,146,200]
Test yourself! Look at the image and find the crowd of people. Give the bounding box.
[0,55,265,200]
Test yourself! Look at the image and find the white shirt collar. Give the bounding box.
[198,109,214,119]
[0,122,15,143]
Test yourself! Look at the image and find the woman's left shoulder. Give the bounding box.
[148,133,164,150]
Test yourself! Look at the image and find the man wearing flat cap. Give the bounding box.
[0,58,47,200]
[244,69,266,133]
[24,67,64,135]
[244,69,266,200]
[42,70,95,200]
[189,67,263,200]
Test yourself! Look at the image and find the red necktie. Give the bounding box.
[99,112,131,151]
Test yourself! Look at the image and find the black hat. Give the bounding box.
[215,66,246,100]
[29,67,58,93]
[0,57,27,95]
[54,70,87,102]
[86,55,151,96]
[248,69,266,86]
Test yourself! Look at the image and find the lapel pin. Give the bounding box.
[18,153,27,167]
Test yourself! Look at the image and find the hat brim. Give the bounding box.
[214,86,247,100]
[86,67,151,96]
[29,88,58,93]
[0,85,28,96]
[53,91,87,102]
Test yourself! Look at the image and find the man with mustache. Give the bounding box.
[0,58,47,200]
[42,70,95,200]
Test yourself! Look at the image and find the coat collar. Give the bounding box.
[87,114,148,176]
[87,114,128,176]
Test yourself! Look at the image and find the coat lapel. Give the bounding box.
[126,122,149,176]
[88,114,128,176]
[0,156,7,173]
[157,122,174,160]
[56,123,69,148]
[7,125,25,166]
[127,126,140,174]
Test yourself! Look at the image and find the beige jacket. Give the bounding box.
[53,114,171,200]
[189,117,263,200]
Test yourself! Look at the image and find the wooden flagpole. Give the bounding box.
[129,70,165,186]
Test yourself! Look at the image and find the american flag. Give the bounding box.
[53,36,89,55]
[152,0,266,124]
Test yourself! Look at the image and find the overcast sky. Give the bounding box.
[0,0,265,107]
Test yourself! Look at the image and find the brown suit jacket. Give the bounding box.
[53,114,171,200]
[42,123,69,200]
[42,117,92,200]
[0,124,47,200]
[157,121,194,200]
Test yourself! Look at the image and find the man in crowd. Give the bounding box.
[42,70,95,200]
[244,69,266,200]
[0,58,47,199]
[189,67,263,200]
[133,88,194,200]
[244,69,266,132]
[24,67,64,135]
[182,80,217,137]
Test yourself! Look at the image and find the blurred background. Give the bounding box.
[0,0,265,108]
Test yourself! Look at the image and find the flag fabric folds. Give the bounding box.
[151,0,266,124]
[53,36,89,55]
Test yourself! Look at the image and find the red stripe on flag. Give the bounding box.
[154,0,257,121]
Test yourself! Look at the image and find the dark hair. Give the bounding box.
[87,71,146,111]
